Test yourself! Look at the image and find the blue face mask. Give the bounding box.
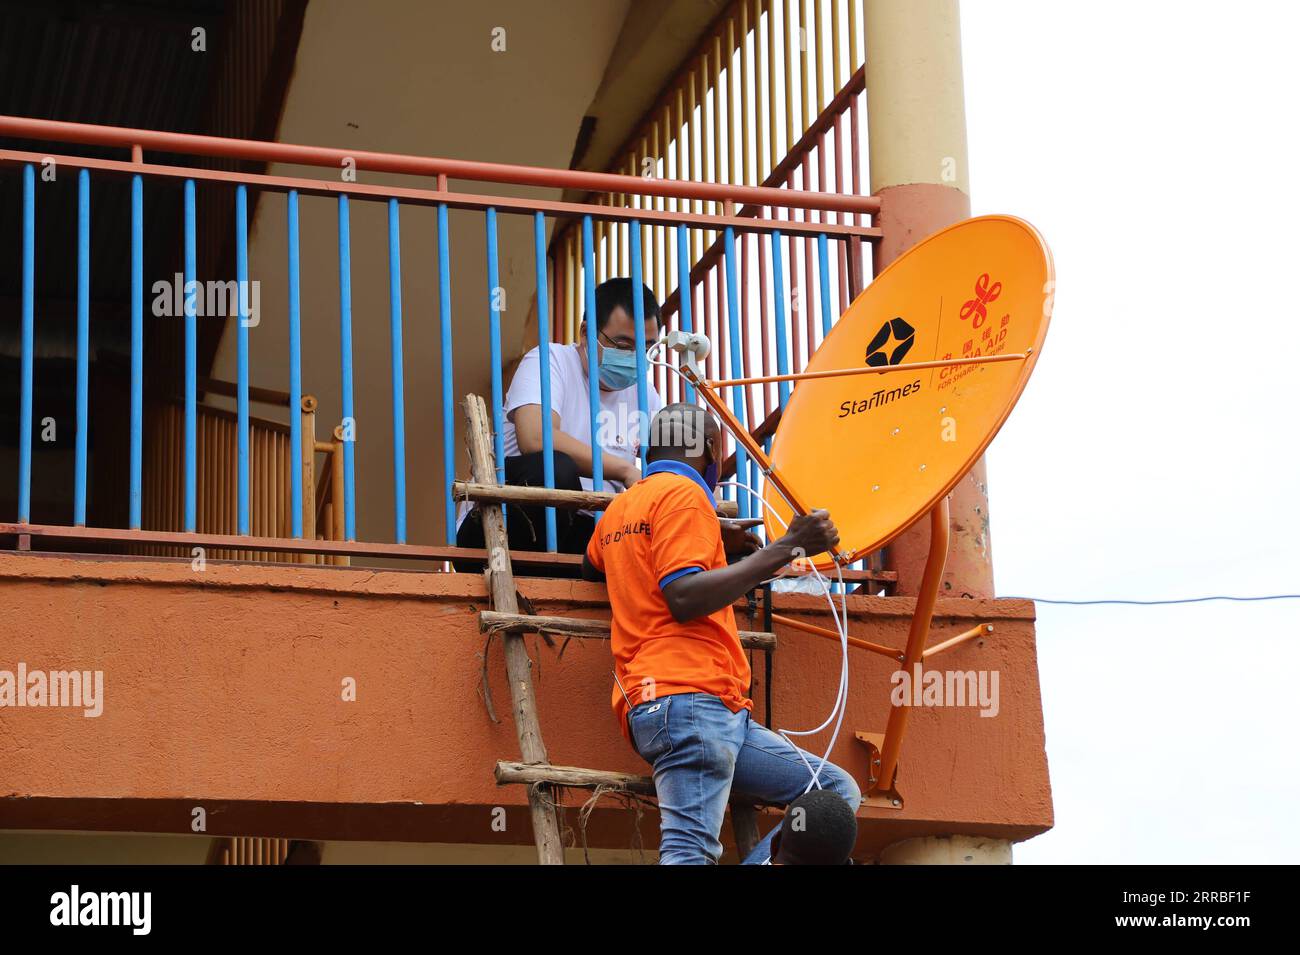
[703,443,719,490]
[703,460,719,491]
[598,346,640,391]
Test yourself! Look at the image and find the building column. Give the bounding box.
[880,835,1012,865]
[865,0,993,597]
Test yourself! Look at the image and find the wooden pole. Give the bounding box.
[479,610,777,651]
[464,393,566,865]
[495,760,654,796]
[495,760,781,809]
[300,395,317,564]
[454,480,741,518]
[330,425,348,567]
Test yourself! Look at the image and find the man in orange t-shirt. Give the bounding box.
[583,404,861,864]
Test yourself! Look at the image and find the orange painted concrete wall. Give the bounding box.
[0,553,1051,858]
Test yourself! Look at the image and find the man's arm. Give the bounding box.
[661,510,839,623]
[511,404,639,486]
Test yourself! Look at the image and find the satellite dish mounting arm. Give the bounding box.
[665,331,850,566]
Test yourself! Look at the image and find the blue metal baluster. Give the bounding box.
[129,170,143,529]
[235,184,251,535]
[337,195,357,541]
[817,232,833,340]
[723,227,749,520]
[760,228,793,544]
[287,190,304,538]
[485,208,505,486]
[771,229,792,411]
[675,224,695,404]
[387,199,408,543]
[630,221,649,470]
[437,201,455,544]
[533,212,557,552]
[183,178,197,532]
[18,165,35,524]
[74,169,91,526]
[582,215,602,494]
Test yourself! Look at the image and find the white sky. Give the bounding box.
[962,0,1300,863]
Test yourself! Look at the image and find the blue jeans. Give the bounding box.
[627,692,862,864]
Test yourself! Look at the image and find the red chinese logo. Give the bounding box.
[959,273,1002,329]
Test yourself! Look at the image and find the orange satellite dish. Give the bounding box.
[762,215,1054,566]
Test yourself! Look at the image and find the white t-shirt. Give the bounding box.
[457,342,663,526]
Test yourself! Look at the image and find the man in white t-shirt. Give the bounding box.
[456,278,665,559]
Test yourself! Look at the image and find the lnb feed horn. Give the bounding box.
[664,329,711,379]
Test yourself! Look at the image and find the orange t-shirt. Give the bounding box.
[585,460,753,743]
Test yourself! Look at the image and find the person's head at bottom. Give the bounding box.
[768,788,859,865]
[647,403,721,487]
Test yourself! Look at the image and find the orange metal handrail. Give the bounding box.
[0,114,879,216]
[0,145,871,242]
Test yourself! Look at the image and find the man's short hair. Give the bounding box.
[646,403,716,462]
[584,277,662,333]
[770,789,858,865]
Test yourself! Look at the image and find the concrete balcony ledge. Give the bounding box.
[0,551,1050,859]
[0,550,1037,618]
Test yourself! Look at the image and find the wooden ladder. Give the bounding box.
[461,393,777,864]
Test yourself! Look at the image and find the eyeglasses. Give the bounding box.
[597,330,655,355]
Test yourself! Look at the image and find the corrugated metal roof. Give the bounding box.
[0,0,226,350]
[0,0,301,534]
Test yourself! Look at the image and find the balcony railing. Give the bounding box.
[0,115,884,581]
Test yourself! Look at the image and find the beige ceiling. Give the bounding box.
[209,0,687,552]
[567,0,728,182]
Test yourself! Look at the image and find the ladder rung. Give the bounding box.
[495,760,655,796]
[494,760,782,809]
[479,610,777,651]
[453,480,740,518]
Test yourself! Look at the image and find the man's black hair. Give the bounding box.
[769,789,858,865]
[584,277,662,333]
[645,403,717,463]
